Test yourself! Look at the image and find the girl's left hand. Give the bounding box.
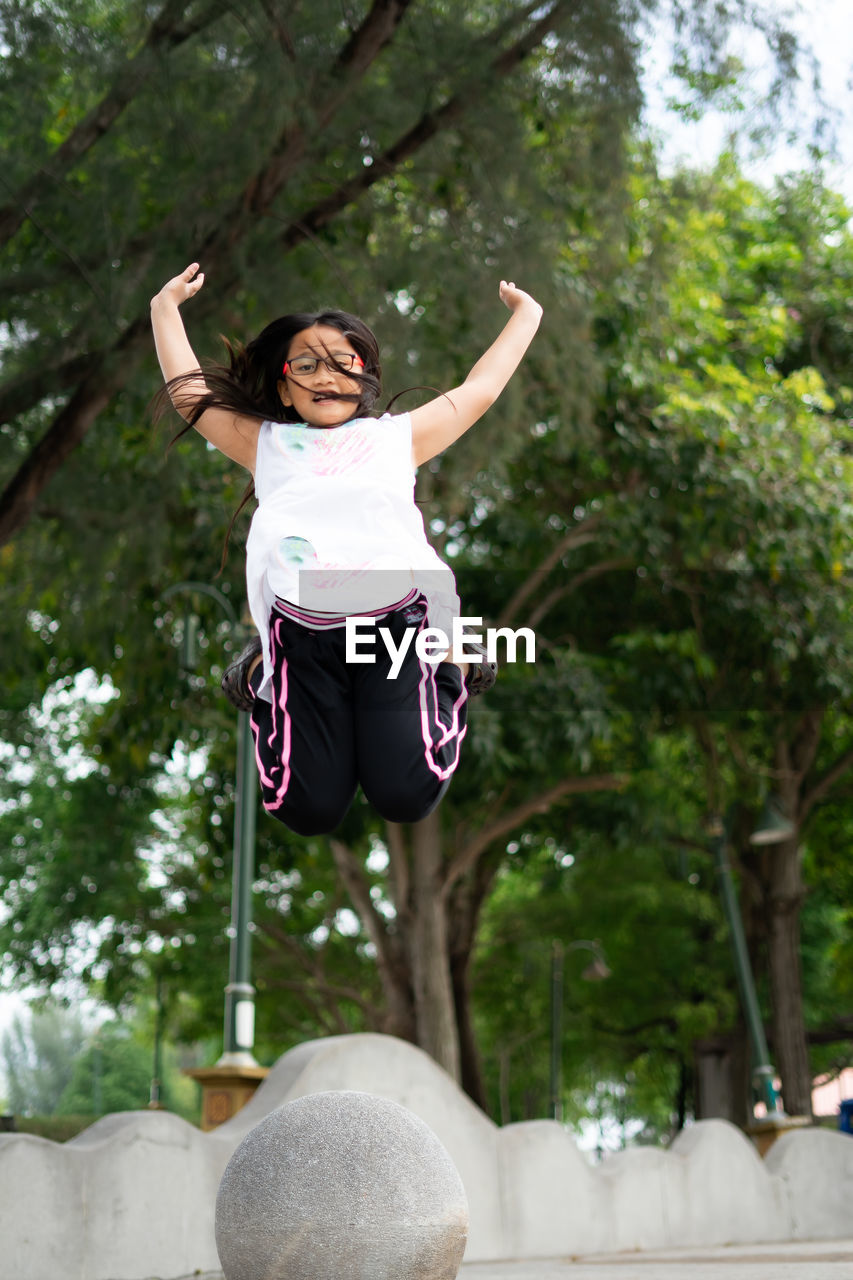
[499,279,543,317]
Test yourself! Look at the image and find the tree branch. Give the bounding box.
[526,556,634,629]
[805,1020,853,1047]
[273,980,348,1036]
[329,835,418,1036]
[590,1014,679,1039]
[280,3,576,253]
[335,0,415,78]
[328,838,391,964]
[255,915,379,1028]
[449,848,503,963]
[444,772,627,893]
[0,0,230,249]
[1,0,415,388]
[789,706,824,782]
[384,820,410,918]
[263,976,375,1026]
[256,0,297,62]
[496,516,604,630]
[800,741,853,821]
[217,0,417,228]
[0,315,152,545]
[0,353,105,429]
[0,3,414,537]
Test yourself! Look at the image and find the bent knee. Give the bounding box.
[363,777,451,825]
[260,790,353,837]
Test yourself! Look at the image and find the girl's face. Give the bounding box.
[277,324,365,427]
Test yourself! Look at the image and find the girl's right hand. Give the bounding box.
[499,279,542,318]
[150,262,205,310]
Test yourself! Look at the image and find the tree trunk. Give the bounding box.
[339,778,624,1102]
[410,809,461,1082]
[694,1026,751,1128]
[447,854,499,1112]
[766,833,813,1116]
[451,946,489,1111]
[329,837,415,1041]
[674,1057,690,1133]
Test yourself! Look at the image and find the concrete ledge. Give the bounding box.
[497,1120,602,1257]
[0,1110,222,1280]
[460,1238,853,1279]
[1,1033,850,1280]
[765,1126,853,1239]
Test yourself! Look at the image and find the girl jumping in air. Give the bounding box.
[151,265,542,836]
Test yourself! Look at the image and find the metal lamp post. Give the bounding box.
[162,581,259,1067]
[550,938,611,1122]
[707,801,795,1119]
[224,700,259,1066]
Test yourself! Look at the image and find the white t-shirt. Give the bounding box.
[246,411,459,701]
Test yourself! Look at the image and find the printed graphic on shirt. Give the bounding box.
[277,536,316,568]
[271,422,380,477]
[276,536,379,606]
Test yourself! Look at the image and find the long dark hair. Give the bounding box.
[155,308,383,430]
[154,310,383,566]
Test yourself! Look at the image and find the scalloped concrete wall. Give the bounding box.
[765,1126,853,1238]
[1,1032,851,1280]
[0,1109,224,1280]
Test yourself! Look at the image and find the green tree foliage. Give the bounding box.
[1,1002,86,1115]
[602,164,853,1121]
[471,731,737,1134]
[1,998,200,1121]
[0,0,651,542]
[467,157,853,1124]
[56,1021,153,1115]
[0,677,164,995]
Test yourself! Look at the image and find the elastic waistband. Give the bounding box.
[273,588,419,630]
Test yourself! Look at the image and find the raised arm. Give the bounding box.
[150,263,260,472]
[409,280,543,467]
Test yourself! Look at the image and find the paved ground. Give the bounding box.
[178,1241,853,1280]
[459,1240,853,1279]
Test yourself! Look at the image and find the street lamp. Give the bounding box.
[749,796,795,847]
[550,938,610,1122]
[707,800,795,1119]
[162,581,259,1067]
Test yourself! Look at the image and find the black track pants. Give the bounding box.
[249,597,468,835]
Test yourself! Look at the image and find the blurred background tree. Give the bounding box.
[0,1001,199,1132]
[1,1002,87,1116]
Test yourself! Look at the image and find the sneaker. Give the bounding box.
[221,636,262,712]
[463,639,498,697]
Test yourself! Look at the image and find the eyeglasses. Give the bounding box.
[283,353,364,378]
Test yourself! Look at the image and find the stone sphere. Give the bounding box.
[215,1089,469,1280]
